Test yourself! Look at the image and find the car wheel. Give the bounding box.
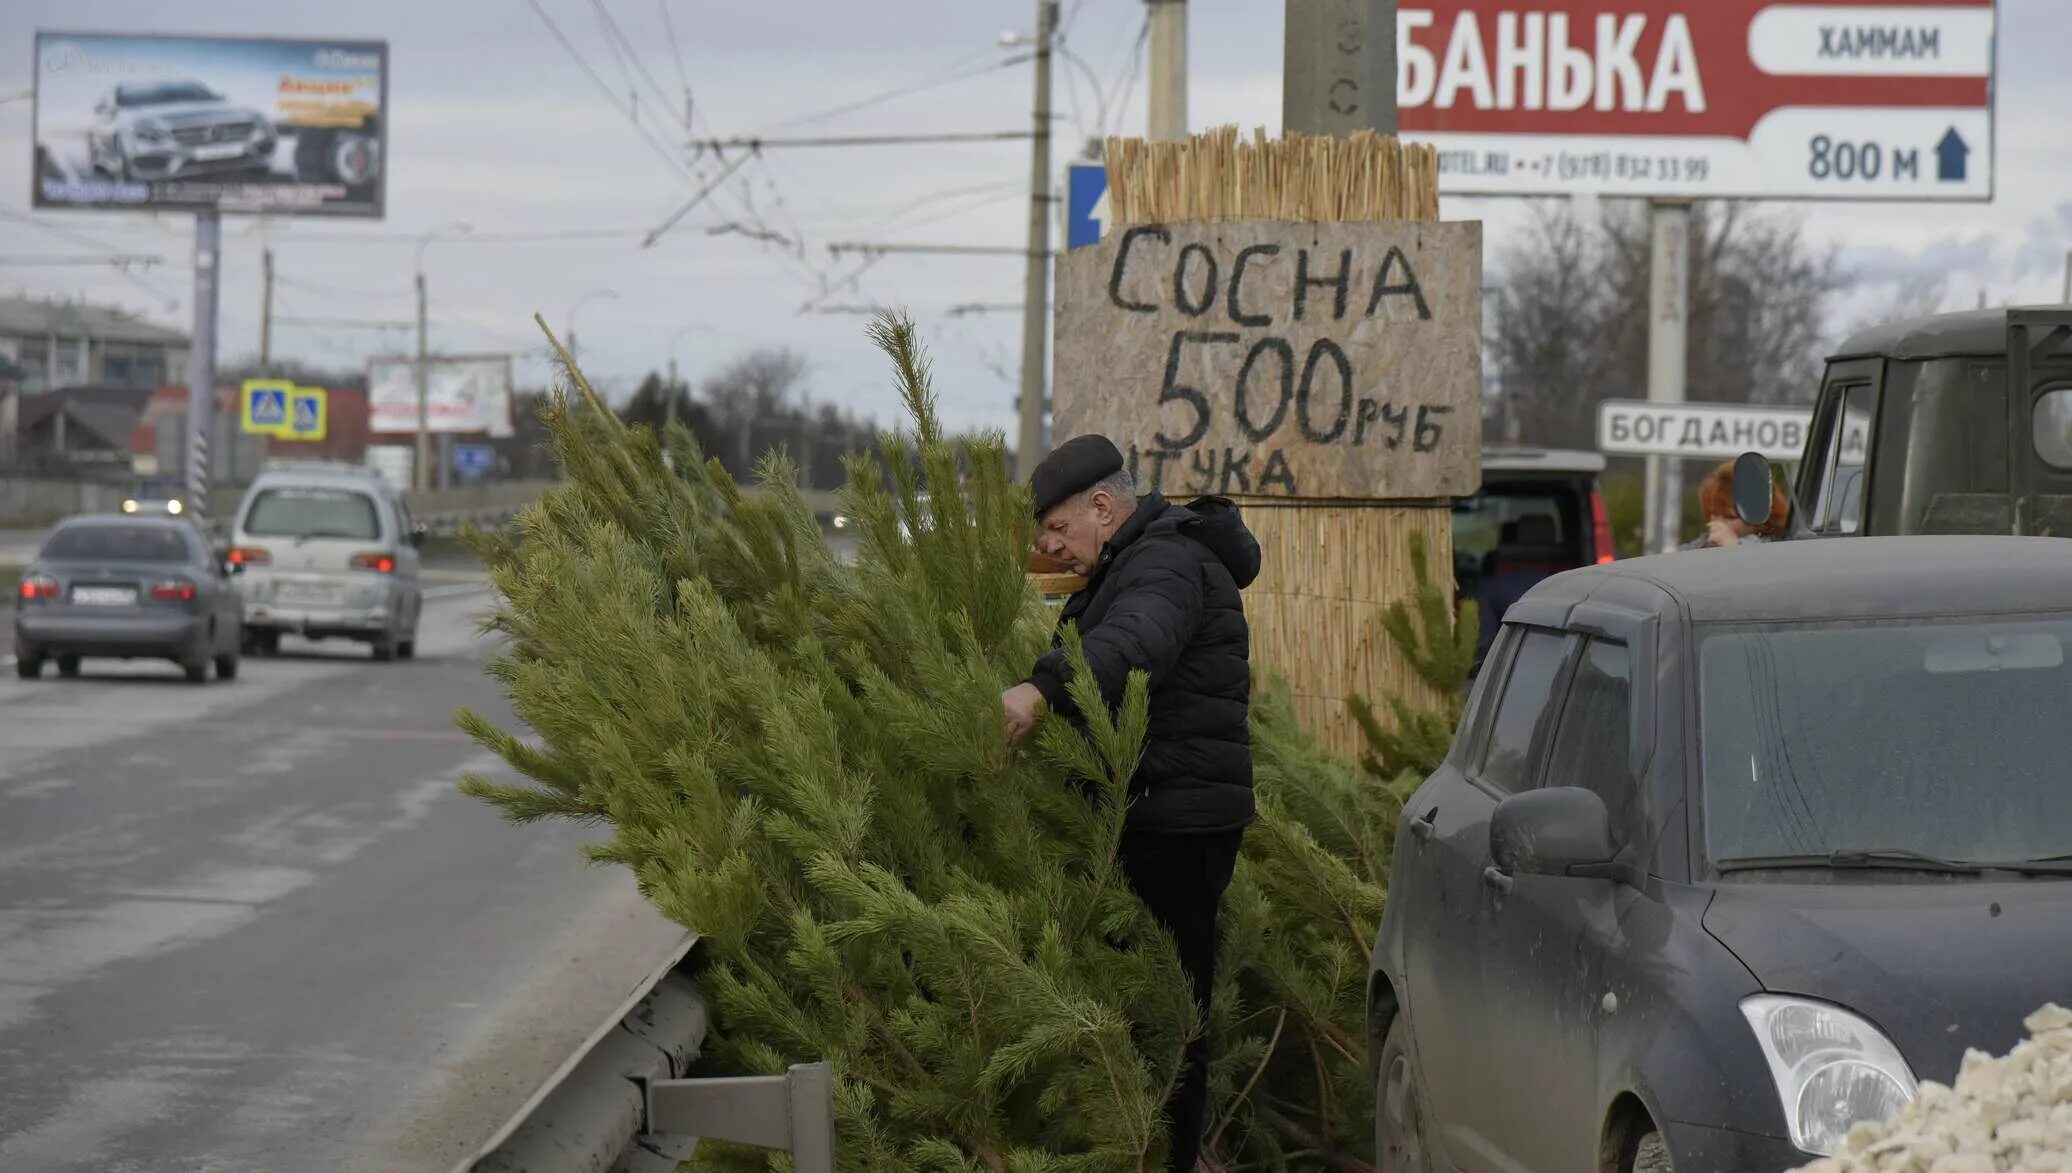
[214,650,239,681]
[182,657,209,684]
[15,655,44,680]
[57,655,81,678]
[1375,1017,1434,1173]
[370,633,397,662]
[1630,1130,1674,1173]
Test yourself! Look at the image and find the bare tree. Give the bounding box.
[1487,200,1844,448]
[701,348,809,476]
[1486,202,1616,451]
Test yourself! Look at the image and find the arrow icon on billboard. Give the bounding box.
[1936,127,1969,182]
[1089,186,1109,241]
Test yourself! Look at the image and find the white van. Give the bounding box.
[228,460,426,660]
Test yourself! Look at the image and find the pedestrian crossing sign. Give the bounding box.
[288,388,327,441]
[241,379,328,441]
[242,379,290,434]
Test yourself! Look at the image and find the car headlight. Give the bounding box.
[122,498,139,513]
[166,499,183,515]
[1741,995,1918,1156]
[133,119,167,141]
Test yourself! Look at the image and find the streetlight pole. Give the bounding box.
[414,222,470,493]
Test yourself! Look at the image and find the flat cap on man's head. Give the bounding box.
[1030,433,1124,517]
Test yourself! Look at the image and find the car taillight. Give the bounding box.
[18,575,59,600]
[1591,487,1616,564]
[227,546,271,566]
[150,580,197,602]
[351,552,396,574]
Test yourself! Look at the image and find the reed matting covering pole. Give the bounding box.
[1053,126,1481,754]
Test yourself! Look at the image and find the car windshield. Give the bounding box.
[1698,617,2072,868]
[119,82,221,107]
[41,524,190,563]
[243,486,381,540]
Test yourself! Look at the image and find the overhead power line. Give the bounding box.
[657,0,692,101]
[0,254,165,267]
[827,241,1051,258]
[754,54,1030,134]
[643,151,752,247]
[273,315,414,329]
[526,0,693,183]
[591,0,678,128]
[691,131,1035,151]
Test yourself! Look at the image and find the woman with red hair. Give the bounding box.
[1683,460,1789,549]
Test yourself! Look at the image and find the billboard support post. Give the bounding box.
[185,210,221,523]
[1645,200,1692,554]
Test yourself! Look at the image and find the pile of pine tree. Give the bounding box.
[457,314,1422,1171]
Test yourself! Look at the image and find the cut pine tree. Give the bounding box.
[456,311,1404,1171]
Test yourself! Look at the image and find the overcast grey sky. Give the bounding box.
[3,0,2068,437]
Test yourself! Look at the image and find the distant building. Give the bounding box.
[0,295,190,392]
[9,384,156,476]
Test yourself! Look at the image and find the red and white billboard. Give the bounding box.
[1398,1,1995,200]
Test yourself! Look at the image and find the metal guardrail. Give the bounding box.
[450,932,836,1173]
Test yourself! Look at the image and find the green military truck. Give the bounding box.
[1735,307,2072,539]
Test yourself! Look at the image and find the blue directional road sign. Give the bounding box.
[1065,162,1108,250]
[452,442,496,481]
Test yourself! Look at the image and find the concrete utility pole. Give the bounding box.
[413,223,469,493]
[1282,0,1397,136]
[1016,0,1058,480]
[1148,0,1188,140]
[414,270,431,492]
[1646,201,1692,554]
[185,211,221,522]
[259,248,274,370]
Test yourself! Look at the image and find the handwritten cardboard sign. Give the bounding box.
[1053,220,1482,500]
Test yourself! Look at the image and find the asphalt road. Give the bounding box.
[0,582,684,1173]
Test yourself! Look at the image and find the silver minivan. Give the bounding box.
[228,461,426,660]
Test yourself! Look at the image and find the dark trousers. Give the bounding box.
[1116,825,1246,1173]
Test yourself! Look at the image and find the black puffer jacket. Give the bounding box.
[1026,493,1262,833]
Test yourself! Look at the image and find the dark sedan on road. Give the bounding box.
[14,514,243,683]
[1369,536,2072,1173]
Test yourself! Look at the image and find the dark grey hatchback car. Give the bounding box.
[1369,536,2072,1173]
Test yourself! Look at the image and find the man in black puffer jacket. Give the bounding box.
[1000,433,1261,1172]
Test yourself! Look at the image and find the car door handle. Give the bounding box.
[1482,866,1515,896]
[1408,807,1437,842]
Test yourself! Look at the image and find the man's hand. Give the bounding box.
[1706,517,1741,547]
[1001,682,1045,746]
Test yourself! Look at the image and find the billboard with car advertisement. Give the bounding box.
[31,31,387,216]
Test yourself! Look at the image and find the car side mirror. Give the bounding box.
[408,523,428,548]
[1490,788,1633,884]
[1732,451,1781,530]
